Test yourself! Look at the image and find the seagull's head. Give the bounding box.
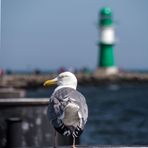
[43,71,77,89]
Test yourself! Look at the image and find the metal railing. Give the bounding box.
[0,98,49,106]
[0,98,78,148]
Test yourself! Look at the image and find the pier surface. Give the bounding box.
[13,146,148,148]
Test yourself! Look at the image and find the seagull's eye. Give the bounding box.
[59,75,68,79]
[59,75,64,79]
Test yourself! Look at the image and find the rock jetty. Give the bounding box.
[0,72,148,89]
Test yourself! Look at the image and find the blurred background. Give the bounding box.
[1,0,148,71]
[0,0,148,147]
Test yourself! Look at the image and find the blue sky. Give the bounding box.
[1,0,148,71]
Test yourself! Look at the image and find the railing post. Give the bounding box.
[6,117,22,148]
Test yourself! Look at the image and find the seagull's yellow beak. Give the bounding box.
[43,78,57,87]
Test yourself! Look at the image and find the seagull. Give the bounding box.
[44,71,88,148]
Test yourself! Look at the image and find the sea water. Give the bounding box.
[26,83,148,145]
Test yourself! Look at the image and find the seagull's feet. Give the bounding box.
[72,144,76,148]
[72,134,76,148]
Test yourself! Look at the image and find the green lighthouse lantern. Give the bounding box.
[97,7,118,75]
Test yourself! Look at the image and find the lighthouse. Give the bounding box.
[96,7,118,75]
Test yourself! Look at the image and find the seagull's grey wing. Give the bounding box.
[69,90,88,127]
[47,95,62,121]
[47,88,72,121]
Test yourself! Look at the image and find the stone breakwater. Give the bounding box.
[0,72,148,89]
